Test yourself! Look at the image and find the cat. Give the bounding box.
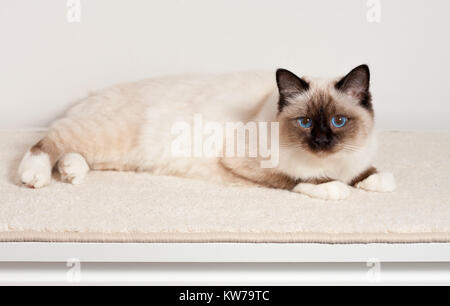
[18,65,396,200]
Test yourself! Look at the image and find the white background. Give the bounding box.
[1,0,449,130]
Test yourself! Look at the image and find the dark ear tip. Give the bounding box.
[336,64,371,92]
[355,64,370,74]
[276,68,293,84]
[276,68,290,77]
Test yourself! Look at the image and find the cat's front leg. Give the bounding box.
[293,181,351,201]
[353,168,396,193]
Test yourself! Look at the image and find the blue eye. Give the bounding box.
[298,117,312,129]
[331,116,348,128]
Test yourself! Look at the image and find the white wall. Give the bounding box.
[0,0,449,131]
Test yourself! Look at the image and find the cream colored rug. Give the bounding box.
[0,131,449,244]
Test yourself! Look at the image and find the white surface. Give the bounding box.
[2,262,450,285]
[0,0,449,131]
[1,243,450,263]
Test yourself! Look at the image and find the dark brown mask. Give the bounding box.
[276,65,375,155]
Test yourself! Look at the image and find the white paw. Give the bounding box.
[18,151,52,189]
[58,153,90,185]
[356,172,396,193]
[294,181,351,201]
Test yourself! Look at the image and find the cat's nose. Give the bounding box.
[312,136,330,147]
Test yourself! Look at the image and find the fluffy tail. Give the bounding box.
[18,136,63,188]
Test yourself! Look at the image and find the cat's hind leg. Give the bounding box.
[18,150,52,189]
[18,136,90,188]
[58,153,90,185]
[18,138,61,189]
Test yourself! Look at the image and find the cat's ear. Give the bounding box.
[276,69,310,111]
[335,65,371,104]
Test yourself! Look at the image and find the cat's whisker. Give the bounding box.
[337,144,364,153]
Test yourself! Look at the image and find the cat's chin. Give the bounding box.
[308,148,338,158]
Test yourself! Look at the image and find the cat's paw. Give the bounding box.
[356,172,396,193]
[294,181,351,201]
[18,151,52,189]
[58,153,90,185]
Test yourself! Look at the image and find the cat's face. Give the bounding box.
[276,65,375,156]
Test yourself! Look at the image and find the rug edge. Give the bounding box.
[1,231,450,244]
